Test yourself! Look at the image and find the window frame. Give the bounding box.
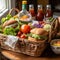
[0,0,15,19]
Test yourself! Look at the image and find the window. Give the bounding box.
[0,0,15,18]
[0,0,6,13]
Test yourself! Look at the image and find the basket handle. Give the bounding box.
[9,8,19,15]
[48,18,59,43]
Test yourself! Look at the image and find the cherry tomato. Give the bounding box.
[20,34,26,39]
[20,24,31,33]
[17,31,22,36]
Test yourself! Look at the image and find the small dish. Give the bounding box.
[50,39,60,54]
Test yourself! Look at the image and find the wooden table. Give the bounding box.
[1,45,60,60]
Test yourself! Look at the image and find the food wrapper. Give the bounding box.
[4,35,18,49]
[0,34,20,52]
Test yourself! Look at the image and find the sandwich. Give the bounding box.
[28,28,48,42]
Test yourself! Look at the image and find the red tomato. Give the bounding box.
[20,34,26,39]
[20,24,31,33]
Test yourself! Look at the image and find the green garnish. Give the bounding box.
[3,27,16,36]
[26,33,47,40]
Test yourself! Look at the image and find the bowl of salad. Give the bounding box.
[50,39,60,54]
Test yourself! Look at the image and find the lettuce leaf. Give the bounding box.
[3,27,16,36]
[27,33,47,40]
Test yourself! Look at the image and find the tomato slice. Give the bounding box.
[20,24,31,33]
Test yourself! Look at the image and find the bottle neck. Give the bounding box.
[38,6,43,13]
[46,5,51,10]
[29,5,34,10]
[22,4,27,10]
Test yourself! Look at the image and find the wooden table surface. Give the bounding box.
[1,45,60,60]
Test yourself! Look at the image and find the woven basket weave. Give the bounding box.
[0,8,59,57]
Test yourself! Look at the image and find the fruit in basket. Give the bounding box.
[28,28,48,41]
[20,24,31,33]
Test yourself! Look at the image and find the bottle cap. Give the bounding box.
[29,4,34,8]
[22,1,27,4]
[46,5,51,8]
[38,5,42,9]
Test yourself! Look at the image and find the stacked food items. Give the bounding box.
[0,0,59,56]
[0,0,53,41]
[0,15,51,41]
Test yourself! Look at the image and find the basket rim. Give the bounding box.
[19,38,47,43]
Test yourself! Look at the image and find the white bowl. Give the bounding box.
[50,39,60,54]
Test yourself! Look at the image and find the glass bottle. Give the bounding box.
[29,4,36,20]
[36,5,44,21]
[18,1,32,21]
[45,5,52,18]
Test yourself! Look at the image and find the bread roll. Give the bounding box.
[3,20,17,28]
[30,28,48,36]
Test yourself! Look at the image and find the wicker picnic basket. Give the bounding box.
[16,18,59,56]
[0,8,59,57]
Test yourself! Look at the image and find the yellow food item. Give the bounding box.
[53,44,60,46]
[20,15,29,20]
[53,41,60,46]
